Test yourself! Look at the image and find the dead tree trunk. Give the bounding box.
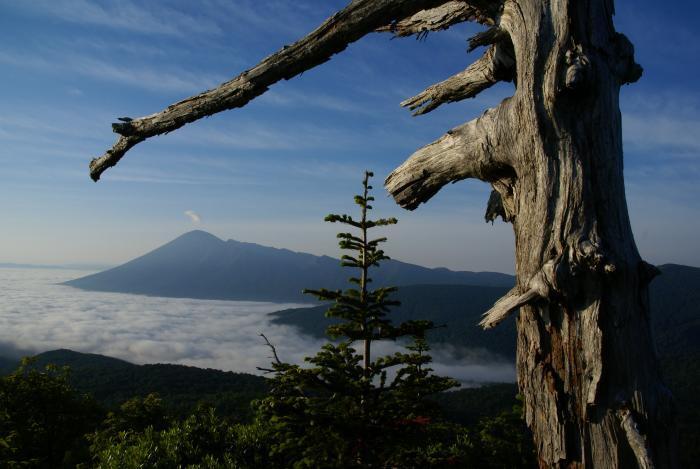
[88,1,677,467]
[386,2,677,467]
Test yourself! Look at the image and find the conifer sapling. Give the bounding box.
[258,171,458,466]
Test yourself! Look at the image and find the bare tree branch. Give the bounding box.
[90,0,461,181]
[467,25,508,52]
[401,42,514,115]
[385,99,514,210]
[479,258,559,329]
[259,333,282,366]
[375,0,497,37]
[479,287,540,329]
[618,408,655,469]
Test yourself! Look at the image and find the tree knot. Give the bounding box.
[564,45,591,91]
[569,233,618,276]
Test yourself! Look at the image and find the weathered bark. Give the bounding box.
[89,1,676,467]
[375,0,496,37]
[385,99,516,210]
[387,1,676,467]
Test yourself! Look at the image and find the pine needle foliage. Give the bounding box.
[258,171,459,468]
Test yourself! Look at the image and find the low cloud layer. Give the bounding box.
[0,268,514,384]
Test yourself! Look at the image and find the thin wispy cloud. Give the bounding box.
[72,56,224,93]
[165,120,358,151]
[623,111,700,155]
[260,89,375,115]
[102,170,249,186]
[201,0,327,37]
[61,38,169,58]
[0,111,104,140]
[184,210,201,225]
[0,49,224,93]
[162,115,432,154]
[4,0,222,37]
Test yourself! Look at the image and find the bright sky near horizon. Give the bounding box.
[1,0,698,273]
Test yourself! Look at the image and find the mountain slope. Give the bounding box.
[648,264,700,357]
[65,230,514,301]
[0,356,17,375]
[21,349,268,419]
[272,264,700,362]
[272,284,516,358]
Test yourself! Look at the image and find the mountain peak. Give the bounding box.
[177,230,223,243]
[65,231,515,301]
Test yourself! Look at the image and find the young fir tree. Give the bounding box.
[257,171,458,468]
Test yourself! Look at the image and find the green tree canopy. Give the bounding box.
[0,358,102,468]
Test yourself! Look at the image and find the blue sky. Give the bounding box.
[0,0,698,273]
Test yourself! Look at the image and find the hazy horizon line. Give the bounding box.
[3,227,698,274]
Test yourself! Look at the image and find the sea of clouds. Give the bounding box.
[0,268,514,385]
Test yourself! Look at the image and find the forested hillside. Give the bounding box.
[0,350,535,467]
[272,264,700,361]
[273,283,515,357]
[26,349,268,420]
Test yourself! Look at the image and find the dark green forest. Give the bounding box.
[1,348,697,467]
[0,352,536,468]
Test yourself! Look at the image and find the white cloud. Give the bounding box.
[165,119,358,151]
[623,113,700,155]
[200,0,325,37]
[0,49,224,94]
[184,210,201,225]
[622,90,700,155]
[0,268,514,385]
[5,0,222,37]
[260,89,374,115]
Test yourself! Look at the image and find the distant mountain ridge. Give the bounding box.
[273,283,516,358]
[273,264,700,363]
[65,230,514,302]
